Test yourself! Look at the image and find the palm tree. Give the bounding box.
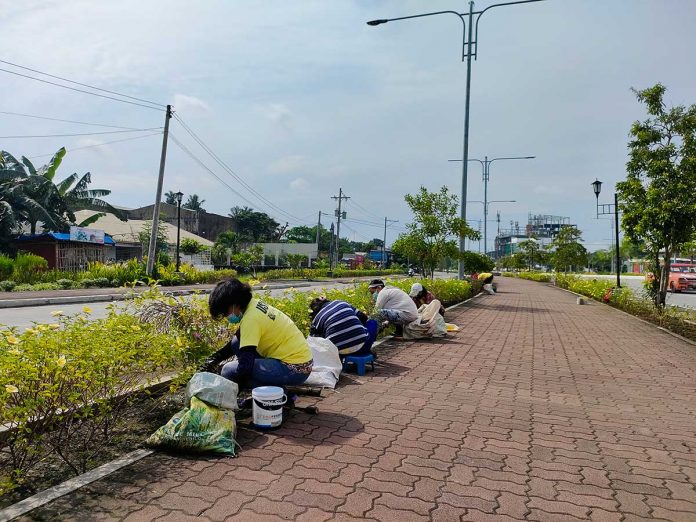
[183,194,205,212]
[164,190,179,205]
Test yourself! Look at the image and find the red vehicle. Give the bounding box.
[668,263,696,292]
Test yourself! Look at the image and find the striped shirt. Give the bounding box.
[310,300,369,354]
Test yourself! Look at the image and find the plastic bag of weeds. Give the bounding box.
[187,371,238,410]
[146,396,237,455]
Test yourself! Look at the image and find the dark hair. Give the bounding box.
[309,297,329,319]
[208,278,253,318]
[416,287,428,300]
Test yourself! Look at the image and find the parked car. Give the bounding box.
[668,263,696,292]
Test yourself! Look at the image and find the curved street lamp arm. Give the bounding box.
[368,11,467,61]
[474,0,545,60]
[488,155,536,165]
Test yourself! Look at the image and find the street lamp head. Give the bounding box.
[524,156,535,159]
[367,19,388,26]
[175,191,184,204]
[591,179,602,199]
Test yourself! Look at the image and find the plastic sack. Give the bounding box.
[186,372,239,410]
[446,323,460,332]
[482,283,495,295]
[146,396,237,455]
[304,337,342,389]
[404,300,448,339]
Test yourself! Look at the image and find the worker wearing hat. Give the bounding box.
[368,279,418,337]
[409,283,446,318]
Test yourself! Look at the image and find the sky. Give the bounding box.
[2,0,696,253]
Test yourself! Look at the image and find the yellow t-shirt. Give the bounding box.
[478,272,493,280]
[239,298,311,364]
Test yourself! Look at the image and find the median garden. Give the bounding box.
[0,277,474,504]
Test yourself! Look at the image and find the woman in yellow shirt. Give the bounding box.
[203,279,313,388]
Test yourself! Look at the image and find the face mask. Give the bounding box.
[371,291,379,302]
[227,313,242,325]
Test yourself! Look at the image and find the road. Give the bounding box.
[0,280,369,329]
[578,274,696,308]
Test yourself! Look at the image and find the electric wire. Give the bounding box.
[0,110,149,130]
[348,199,384,221]
[169,133,306,228]
[0,58,165,108]
[0,67,164,111]
[173,114,310,224]
[0,127,162,139]
[27,131,162,159]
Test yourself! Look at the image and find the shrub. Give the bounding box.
[503,272,553,283]
[12,253,48,284]
[0,255,13,281]
[0,310,184,494]
[13,283,61,292]
[56,279,74,290]
[180,239,204,255]
[0,281,16,292]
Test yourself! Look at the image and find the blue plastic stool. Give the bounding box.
[343,354,375,376]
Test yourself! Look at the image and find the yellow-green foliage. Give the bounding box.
[0,308,183,493]
[502,272,553,283]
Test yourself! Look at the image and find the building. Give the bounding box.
[494,214,573,259]
[14,232,116,270]
[126,203,237,242]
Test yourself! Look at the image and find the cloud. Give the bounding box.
[259,103,293,130]
[289,177,309,191]
[173,94,210,116]
[269,155,308,174]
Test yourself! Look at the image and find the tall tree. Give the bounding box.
[518,239,547,270]
[391,186,478,278]
[229,206,280,243]
[183,194,206,212]
[164,191,179,205]
[550,226,588,272]
[616,84,696,307]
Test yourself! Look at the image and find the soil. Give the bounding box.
[0,389,186,510]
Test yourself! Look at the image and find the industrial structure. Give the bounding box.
[493,213,573,259]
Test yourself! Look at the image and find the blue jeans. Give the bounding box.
[220,338,310,388]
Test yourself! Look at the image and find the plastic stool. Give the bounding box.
[343,354,375,376]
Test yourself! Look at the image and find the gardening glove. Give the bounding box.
[197,340,235,373]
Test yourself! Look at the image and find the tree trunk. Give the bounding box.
[30,221,37,235]
[658,248,671,308]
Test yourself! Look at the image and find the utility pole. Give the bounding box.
[331,188,349,268]
[383,217,398,268]
[329,222,335,272]
[316,211,331,259]
[146,104,172,276]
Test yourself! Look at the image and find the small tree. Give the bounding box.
[286,253,307,269]
[392,186,478,278]
[518,239,546,270]
[550,226,588,273]
[231,244,264,277]
[460,251,494,273]
[617,84,696,307]
[139,219,169,265]
[180,238,204,255]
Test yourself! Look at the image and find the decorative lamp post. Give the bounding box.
[591,179,620,288]
[175,191,184,272]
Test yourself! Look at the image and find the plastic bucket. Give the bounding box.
[252,386,287,429]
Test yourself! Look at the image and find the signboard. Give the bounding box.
[69,226,105,245]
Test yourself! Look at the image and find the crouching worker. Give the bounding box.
[368,279,418,338]
[202,278,313,388]
[477,272,495,295]
[309,297,378,358]
[409,283,446,318]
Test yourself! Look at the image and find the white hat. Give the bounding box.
[409,283,424,297]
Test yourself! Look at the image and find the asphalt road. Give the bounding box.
[578,274,696,309]
[0,280,368,329]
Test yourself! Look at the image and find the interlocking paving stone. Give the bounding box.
[22,278,696,520]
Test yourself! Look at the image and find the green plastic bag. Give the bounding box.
[146,396,237,455]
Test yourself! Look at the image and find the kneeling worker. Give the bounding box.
[309,297,377,358]
[368,279,418,337]
[202,278,313,388]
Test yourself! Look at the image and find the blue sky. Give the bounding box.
[2,0,696,252]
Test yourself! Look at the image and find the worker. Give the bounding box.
[202,278,313,388]
[409,283,446,318]
[367,279,418,337]
[309,297,378,358]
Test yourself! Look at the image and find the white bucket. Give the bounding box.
[252,386,287,429]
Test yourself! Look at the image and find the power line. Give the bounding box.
[0,110,148,130]
[169,133,306,228]
[349,199,384,221]
[27,131,162,159]
[173,114,310,224]
[0,58,165,108]
[0,127,162,139]
[0,67,164,111]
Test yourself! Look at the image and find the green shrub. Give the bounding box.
[12,252,49,284]
[13,282,61,292]
[503,271,553,283]
[56,279,74,290]
[180,238,204,255]
[0,255,13,281]
[0,281,16,292]
[0,310,184,494]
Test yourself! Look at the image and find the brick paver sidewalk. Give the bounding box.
[23,278,696,521]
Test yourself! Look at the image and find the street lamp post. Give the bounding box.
[467,199,516,255]
[368,0,544,280]
[592,179,621,288]
[452,155,533,255]
[175,191,184,273]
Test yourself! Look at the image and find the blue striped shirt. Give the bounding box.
[310,300,369,353]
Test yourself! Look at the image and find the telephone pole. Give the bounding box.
[146,104,172,276]
[316,211,331,259]
[331,188,349,267]
[383,217,398,267]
